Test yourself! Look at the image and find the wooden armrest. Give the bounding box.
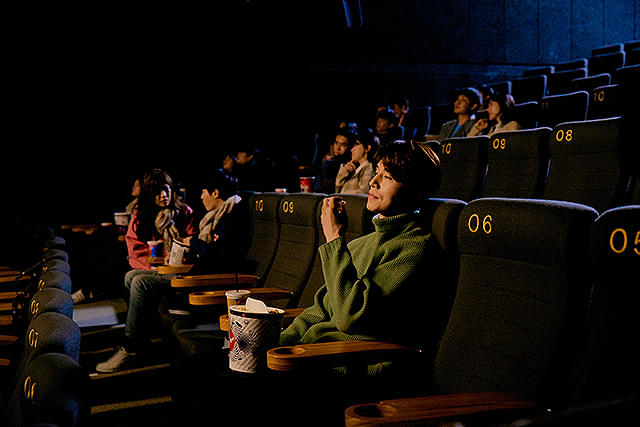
[0,270,21,277]
[0,334,18,346]
[0,301,13,312]
[0,291,19,301]
[156,264,194,275]
[0,315,14,326]
[267,341,421,372]
[171,273,259,289]
[0,275,28,284]
[345,392,536,426]
[188,287,293,306]
[147,257,165,266]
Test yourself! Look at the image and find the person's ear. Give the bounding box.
[212,189,220,199]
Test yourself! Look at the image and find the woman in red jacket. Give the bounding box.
[125,168,196,270]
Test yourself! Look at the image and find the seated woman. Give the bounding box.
[468,92,522,137]
[125,168,196,271]
[334,129,378,194]
[96,169,243,373]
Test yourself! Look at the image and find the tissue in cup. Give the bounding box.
[229,304,285,373]
[225,289,251,318]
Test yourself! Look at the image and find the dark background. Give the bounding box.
[4,0,639,227]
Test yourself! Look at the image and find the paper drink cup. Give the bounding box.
[225,289,251,318]
[147,240,164,257]
[299,177,315,193]
[229,304,285,373]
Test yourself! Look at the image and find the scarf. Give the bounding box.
[155,208,182,255]
[198,195,241,243]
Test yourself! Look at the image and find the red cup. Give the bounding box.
[299,176,315,193]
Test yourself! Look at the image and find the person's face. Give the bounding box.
[201,188,219,212]
[236,151,252,165]
[351,140,369,163]
[376,117,391,134]
[390,103,406,117]
[488,100,502,121]
[453,95,473,115]
[333,135,349,157]
[367,161,404,217]
[154,184,171,208]
[223,155,234,172]
[131,179,141,197]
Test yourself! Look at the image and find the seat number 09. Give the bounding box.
[609,228,640,255]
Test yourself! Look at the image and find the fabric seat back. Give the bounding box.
[543,117,633,212]
[434,136,489,201]
[241,192,283,281]
[262,193,324,308]
[434,198,598,409]
[480,127,551,199]
[578,205,640,403]
[538,91,589,128]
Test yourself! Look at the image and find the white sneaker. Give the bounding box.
[96,346,137,373]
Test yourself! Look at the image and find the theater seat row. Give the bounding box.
[0,238,88,427]
[431,116,638,213]
[258,199,638,426]
[156,192,465,360]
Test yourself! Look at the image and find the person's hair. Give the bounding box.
[489,92,517,124]
[374,140,441,203]
[135,168,185,234]
[236,144,259,157]
[389,96,410,109]
[335,128,357,147]
[355,128,379,163]
[375,110,398,126]
[204,168,238,200]
[457,87,483,113]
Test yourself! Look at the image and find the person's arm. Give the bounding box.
[125,215,152,270]
[468,118,488,137]
[279,196,347,344]
[356,164,373,194]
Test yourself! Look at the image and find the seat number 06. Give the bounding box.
[468,213,492,234]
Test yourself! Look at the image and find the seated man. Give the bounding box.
[426,87,482,142]
[96,169,245,373]
[281,140,445,363]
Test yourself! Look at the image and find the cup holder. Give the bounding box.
[352,403,397,418]
[271,346,305,355]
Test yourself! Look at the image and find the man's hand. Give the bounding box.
[321,196,347,243]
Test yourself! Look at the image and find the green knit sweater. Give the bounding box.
[279,212,434,358]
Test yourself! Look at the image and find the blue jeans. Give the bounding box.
[123,269,174,341]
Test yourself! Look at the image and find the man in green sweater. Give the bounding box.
[280,140,446,372]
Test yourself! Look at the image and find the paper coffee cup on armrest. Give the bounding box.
[229,299,285,373]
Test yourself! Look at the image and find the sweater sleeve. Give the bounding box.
[125,215,152,270]
[319,234,423,336]
[334,164,351,192]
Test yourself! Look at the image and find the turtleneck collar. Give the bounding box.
[372,210,420,234]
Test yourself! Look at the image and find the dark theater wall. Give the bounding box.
[5,1,638,227]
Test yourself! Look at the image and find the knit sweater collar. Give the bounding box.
[372,210,419,234]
